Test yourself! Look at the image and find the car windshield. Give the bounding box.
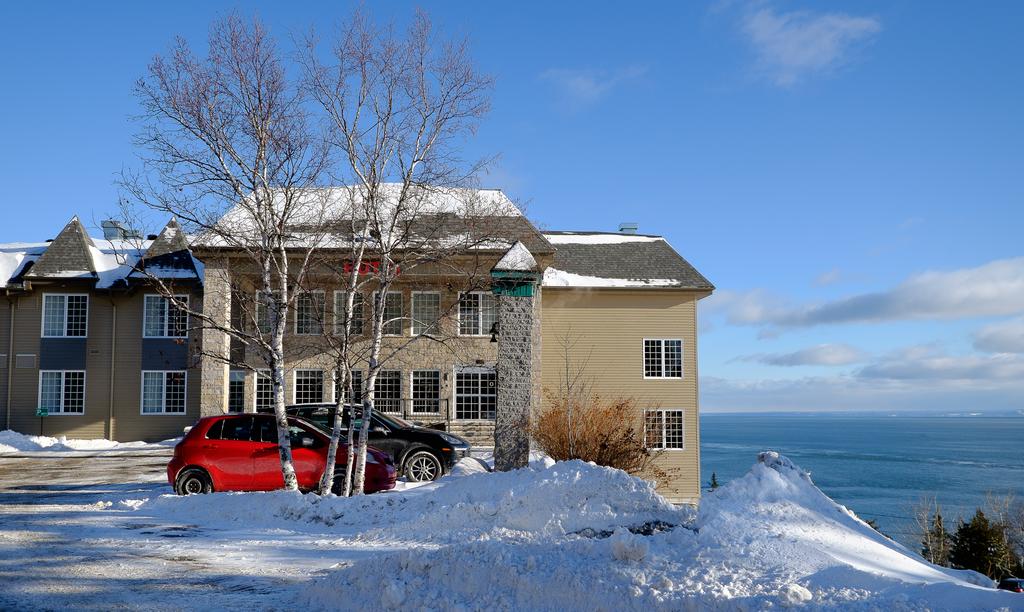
[287,405,413,431]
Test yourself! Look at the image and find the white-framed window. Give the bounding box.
[458,292,497,336]
[334,369,363,405]
[255,291,282,334]
[42,294,88,337]
[38,370,85,414]
[144,295,188,338]
[141,370,186,414]
[377,292,403,336]
[411,370,441,413]
[645,409,685,449]
[643,339,683,379]
[333,291,365,336]
[373,370,402,413]
[228,371,246,413]
[293,369,325,404]
[255,370,274,412]
[294,291,325,335]
[454,367,496,420]
[411,292,441,336]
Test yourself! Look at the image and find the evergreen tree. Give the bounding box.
[950,510,1014,579]
[922,509,952,566]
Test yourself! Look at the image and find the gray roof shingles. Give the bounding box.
[543,232,714,290]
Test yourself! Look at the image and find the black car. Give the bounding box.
[998,577,1024,593]
[259,403,471,482]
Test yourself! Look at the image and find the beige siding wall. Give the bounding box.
[2,289,200,442]
[540,288,704,503]
[110,292,201,442]
[0,300,11,430]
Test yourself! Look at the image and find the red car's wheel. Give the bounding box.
[175,468,213,495]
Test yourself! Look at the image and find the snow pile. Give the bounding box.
[134,460,683,545]
[293,452,1020,611]
[0,430,177,454]
[695,452,1001,597]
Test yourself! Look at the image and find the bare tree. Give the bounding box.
[302,11,496,494]
[532,330,669,481]
[913,496,952,565]
[120,15,330,490]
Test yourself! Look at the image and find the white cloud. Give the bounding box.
[973,317,1024,354]
[708,257,1024,329]
[741,7,881,86]
[814,268,843,287]
[704,346,1024,413]
[737,343,866,366]
[858,350,1024,381]
[539,65,648,107]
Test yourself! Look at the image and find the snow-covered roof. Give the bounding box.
[544,232,666,245]
[0,217,203,290]
[194,185,554,255]
[493,241,538,272]
[541,231,714,290]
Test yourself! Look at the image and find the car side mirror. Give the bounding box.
[301,436,315,447]
[371,426,388,434]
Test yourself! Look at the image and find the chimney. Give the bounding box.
[101,220,143,241]
[618,222,638,235]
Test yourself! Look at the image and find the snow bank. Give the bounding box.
[293,452,1020,611]
[132,459,683,545]
[0,430,178,454]
[110,452,1022,610]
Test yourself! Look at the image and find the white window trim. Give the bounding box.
[139,370,188,415]
[254,369,273,412]
[143,294,189,339]
[457,291,495,337]
[37,370,86,415]
[332,369,365,406]
[451,364,497,421]
[410,291,442,336]
[255,290,285,334]
[410,369,442,415]
[375,291,405,337]
[642,338,685,380]
[644,408,686,450]
[41,293,89,338]
[293,290,326,335]
[292,369,325,405]
[228,370,247,413]
[373,369,403,413]
[332,290,365,335]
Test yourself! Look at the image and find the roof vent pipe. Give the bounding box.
[618,222,638,234]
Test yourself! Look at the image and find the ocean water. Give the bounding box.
[700,413,1024,548]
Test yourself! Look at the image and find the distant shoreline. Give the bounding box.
[702,410,1024,418]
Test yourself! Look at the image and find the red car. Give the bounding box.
[167,414,397,495]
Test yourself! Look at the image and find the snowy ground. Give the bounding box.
[0,430,179,455]
[0,443,1021,611]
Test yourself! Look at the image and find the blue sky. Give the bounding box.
[1,1,1021,413]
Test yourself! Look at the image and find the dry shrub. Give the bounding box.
[531,392,669,482]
